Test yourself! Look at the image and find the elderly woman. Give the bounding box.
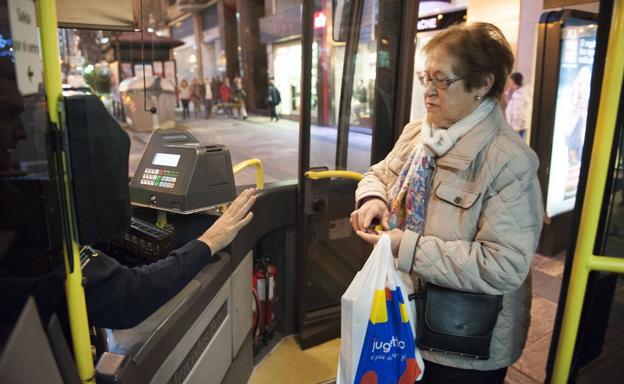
[350,23,543,383]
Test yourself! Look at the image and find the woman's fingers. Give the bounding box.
[233,193,256,221]
[358,209,373,231]
[233,211,254,232]
[356,230,380,244]
[381,210,390,230]
[349,210,359,231]
[228,188,255,218]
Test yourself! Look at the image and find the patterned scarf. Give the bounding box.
[388,98,496,232]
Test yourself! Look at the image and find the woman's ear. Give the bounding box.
[480,73,495,96]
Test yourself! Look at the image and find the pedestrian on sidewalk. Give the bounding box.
[203,77,213,118]
[191,79,202,119]
[179,79,190,120]
[504,72,532,139]
[267,78,281,121]
[220,77,233,118]
[233,76,247,120]
[212,77,222,115]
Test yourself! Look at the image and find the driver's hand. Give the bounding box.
[350,198,390,233]
[198,188,256,254]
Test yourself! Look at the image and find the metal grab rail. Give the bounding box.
[304,170,364,182]
[233,158,264,189]
[551,1,624,382]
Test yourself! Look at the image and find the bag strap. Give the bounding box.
[408,233,421,275]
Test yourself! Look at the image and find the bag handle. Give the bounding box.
[375,234,398,290]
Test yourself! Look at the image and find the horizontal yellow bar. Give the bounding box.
[588,255,624,274]
[233,159,264,189]
[304,170,364,182]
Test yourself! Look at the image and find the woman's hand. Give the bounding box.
[350,198,390,233]
[198,188,256,254]
[355,228,404,257]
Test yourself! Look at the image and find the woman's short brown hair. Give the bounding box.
[423,22,514,99]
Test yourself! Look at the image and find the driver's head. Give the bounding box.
[0,59,27,175]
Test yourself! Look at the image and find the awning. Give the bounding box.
[57,0,135,30]
[112,32,185,48]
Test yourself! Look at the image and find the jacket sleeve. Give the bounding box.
[84,240,212,329]
[355,121,420,206]
[403,154,544,295]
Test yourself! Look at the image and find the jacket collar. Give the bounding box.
[436,105,504,170]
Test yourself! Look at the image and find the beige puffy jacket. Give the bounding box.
[355,106,544,370]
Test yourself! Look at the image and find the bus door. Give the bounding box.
[547,1,624,382]
[295,0,418,348]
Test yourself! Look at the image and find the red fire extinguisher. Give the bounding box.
[264,262,278,338]
[252,257,278,348]
[252,262,266,347]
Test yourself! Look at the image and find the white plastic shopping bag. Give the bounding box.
[337,234,424,384]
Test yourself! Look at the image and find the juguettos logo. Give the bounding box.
[371,336,406,353]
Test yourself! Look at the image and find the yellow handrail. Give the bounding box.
[233,158,264,189]
[37,1,95,382]
[304,170,364,182]
[37,0,95,383]
[551,1,624,382]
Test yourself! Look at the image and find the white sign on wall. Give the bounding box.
[8,0,42,95]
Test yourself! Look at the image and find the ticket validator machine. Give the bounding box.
[130,129,236,213]
[94,128,251,383]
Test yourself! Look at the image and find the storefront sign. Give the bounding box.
[314,11,327,29]
[416,9,466,32]
[7,0,42,95]
[417,17,438,31]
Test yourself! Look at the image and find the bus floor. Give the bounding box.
[248,252,566,384]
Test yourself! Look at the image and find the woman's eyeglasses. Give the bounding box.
[417,73,464,90]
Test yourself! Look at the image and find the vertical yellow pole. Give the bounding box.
[36,1,95,382]
[551,1,624,382]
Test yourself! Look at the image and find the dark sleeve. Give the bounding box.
[84,240,212,329]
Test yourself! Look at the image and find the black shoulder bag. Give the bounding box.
[413,283,503,359]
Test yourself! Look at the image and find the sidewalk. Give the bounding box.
[168,114,373,186]
[506,251,565,384]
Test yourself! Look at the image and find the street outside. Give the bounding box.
[127,113,373,187]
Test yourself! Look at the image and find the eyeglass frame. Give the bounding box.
[416,72,465,90]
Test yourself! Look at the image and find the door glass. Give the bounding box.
[0,19,63,280]
[305,0,378,312]
[576,89,624,383]
[602,115,624,256]
[309,0,375,174]
[345,0,376,173]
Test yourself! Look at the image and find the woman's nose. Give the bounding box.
[423,81,437,97]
